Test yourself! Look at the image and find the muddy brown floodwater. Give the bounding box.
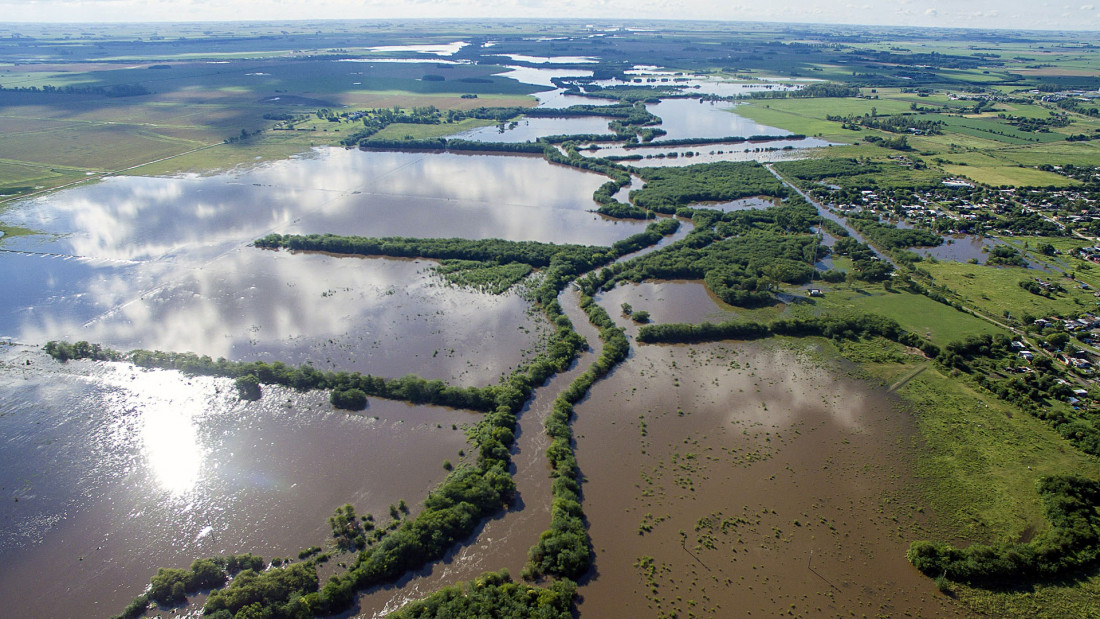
[0,347,473,618]
[349,287,605,618]
[571,309,966,616]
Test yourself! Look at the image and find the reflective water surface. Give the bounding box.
[0,148,646,374]
[0,54,916,619]
[572,337,964,617]
[0,349,472,618]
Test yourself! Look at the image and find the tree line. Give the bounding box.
[629,161,788,214]
[636,313,938,358]
[524,290,630,581]
[908,475,1100,584]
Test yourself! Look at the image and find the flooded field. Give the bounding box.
[0,347,472,618]
[350,288,603,618]
[914,234,999,263]
[0,148,645,379]
[597,281,736,325]
[571,337,963,618]
[0,47,945,618]
[644,99,791,141]
[451,116,615,143]
[585,138,833,166]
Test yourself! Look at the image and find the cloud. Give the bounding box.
[0,0,1093,30]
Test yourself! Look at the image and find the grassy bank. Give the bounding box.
[834,339,1100,616]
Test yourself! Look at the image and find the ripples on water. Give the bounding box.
[0,350,474,617]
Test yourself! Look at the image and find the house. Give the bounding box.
[1019,351,1034,361]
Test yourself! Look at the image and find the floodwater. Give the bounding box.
[365,42,468,56]
[643,99,790,141]
[350,287,603,618]
[0,148,646,377]
[584,138,833,166]
[0,347,472,618]
[498,66,593,88]
[500,54,598,64]
[597,281,736,326]
[703,196,780,212]
[914,234,998,264]
[572,337,964,618]
[612,176,645,204]
[450,116,614,143]
[0,56,942,619]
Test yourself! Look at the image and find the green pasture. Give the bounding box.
[919,259,1098,319]
[794,285,1004,346]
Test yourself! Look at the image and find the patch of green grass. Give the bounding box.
[793,285,1004,346]
[852,358,1097,546]
[369,117,497,140]
[952,571,1100,619]
[920,259,1096,320]
[0,224,36,240]
[733,97,902,139]
[941,164,1078,188]
[925,114,1066,146]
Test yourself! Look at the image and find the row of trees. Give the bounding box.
[826,112,943,135]
[629,161,788,213]
[845,212,943,251]
[636,313,937,357]
[621,133,807,150]
[44,344,501,413]
[908,475,1100,583]
[390,569,576,618]
[115,554,266,618]
[525,291,630,580]
[255,233,605,269]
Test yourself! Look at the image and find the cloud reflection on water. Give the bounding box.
[2,148,647,382]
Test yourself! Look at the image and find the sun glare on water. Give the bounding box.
[103,366,212,497]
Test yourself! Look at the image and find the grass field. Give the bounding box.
[734,96,910,139]
[919,259,1098,320]
[792,285,1004,345]
[940,164,1078,187]
[0,56,543,199]
[368,117,498,140]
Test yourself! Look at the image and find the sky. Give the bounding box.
[0,0,1098,31]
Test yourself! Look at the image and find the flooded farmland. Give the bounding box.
[571,337,963,618]
[0,348,472,618]
[0,54,954,618]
